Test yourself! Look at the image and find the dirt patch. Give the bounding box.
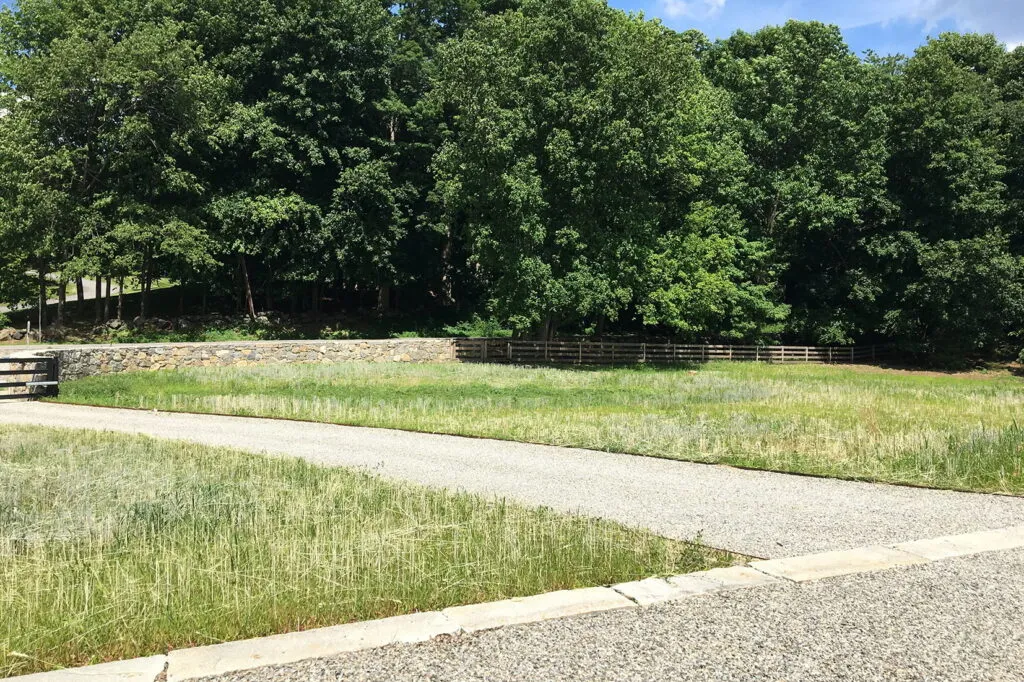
[843,362,1022,381]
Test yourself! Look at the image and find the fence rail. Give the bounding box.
[453,339,890,366]
[0,356,58,400]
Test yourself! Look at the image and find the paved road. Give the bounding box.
[0,278,122,315]
[2,402,1022,558]
[203,548,1024,682]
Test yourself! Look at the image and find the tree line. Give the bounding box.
[1,0,1023,358]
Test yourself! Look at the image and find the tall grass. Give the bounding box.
[0,426,728,678]
[54,362,1024,494]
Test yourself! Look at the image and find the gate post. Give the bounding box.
[48,356,59,396]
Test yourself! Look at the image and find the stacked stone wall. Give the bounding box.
[35,339,457,381]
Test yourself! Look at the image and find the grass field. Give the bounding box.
[0,426,727,678]
[53,362,1024,495]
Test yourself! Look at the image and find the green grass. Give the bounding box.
[0,426,728,678]
[53,362,1024,495]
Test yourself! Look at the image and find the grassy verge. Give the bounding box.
[53,362,1024,494]
[0,426,729,678]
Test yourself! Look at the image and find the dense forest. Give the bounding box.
[1,0,1023,358]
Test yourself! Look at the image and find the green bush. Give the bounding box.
[443,315,513,338]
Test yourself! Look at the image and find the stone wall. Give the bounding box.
[33,338,457,381]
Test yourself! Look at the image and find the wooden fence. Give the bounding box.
[453,339,890,366]
[0,356,58,400]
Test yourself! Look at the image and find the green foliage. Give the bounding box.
[443,314,513,338]
[704,21,893,344]
[434,0,781,340]
[882,232,1024,357]
[1,0,1023,357]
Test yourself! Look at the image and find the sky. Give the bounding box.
[610,0,1024,56]
[0,0,1020,57]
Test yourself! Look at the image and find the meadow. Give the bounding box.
[0,426,727,678]
[54,362,1024,495]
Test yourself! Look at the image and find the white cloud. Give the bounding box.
[828,0,1024,45]
[660,0,727,20]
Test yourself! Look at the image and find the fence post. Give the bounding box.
[729,346,733,361]
[642,343,647,364]
[781,346,786,364]
[481,339,488,362]
[850,347,855,363]
[507,341,512,362]
[579,341,583,365]
[48,356,59,397]
[805,346,809,362]
[828,347,833,364]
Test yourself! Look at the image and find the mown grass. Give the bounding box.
[0,426,728,678]
[53,362,1024,495]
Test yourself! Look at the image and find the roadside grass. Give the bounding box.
[53,362,1024,495]
[0,426,730,678]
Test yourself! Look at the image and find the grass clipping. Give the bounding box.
[0,426,728,678]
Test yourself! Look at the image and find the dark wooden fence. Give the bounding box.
[453,339,889,366]
[0,356,58,400]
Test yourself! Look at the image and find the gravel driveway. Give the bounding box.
[2,402,1022,558]
[200,548,1024,682]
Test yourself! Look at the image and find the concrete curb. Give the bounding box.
[8,656,167,681]
[10,525,1024,682]
[750,546,930,582]
[165,612,460,682]
[442,587,634,634]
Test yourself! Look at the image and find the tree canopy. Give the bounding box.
[1,0,1022,359]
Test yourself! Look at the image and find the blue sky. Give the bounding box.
[0,0,1020,56]
[609,0,1024,56]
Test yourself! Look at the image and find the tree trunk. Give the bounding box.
[441,225,455,306]
[37,268,47,333]
[76,277,85,318]
[94,276,102,323]
[377,284,392,313]
[117,277,125,321]
[139,278,147,321]
[139,262,150,321]
[57,277,66,328]
[104,276,111,321]
[238,253,256,321]
[534,314,557,341]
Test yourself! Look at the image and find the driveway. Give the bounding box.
[2,401,1021,559]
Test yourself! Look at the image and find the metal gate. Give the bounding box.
[0,356,58,400]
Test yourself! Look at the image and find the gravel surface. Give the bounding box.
[203,549,1024,682]
[3,402,1023,558]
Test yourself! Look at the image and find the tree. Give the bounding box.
[0,0,221,322]
[436,0,781,339]
[189,0,399,313]
[704,22,893,344]
[882,33,1021,355]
